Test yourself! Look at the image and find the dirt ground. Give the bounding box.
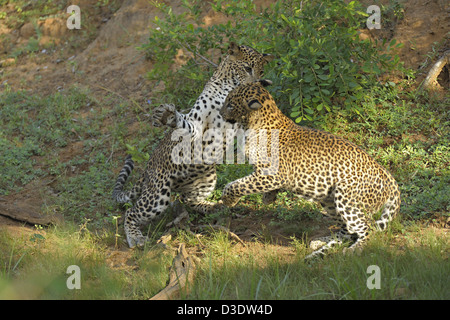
[0,0,449,257]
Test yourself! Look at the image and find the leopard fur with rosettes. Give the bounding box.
[219,81,401,259]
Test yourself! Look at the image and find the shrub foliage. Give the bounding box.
[141,0,402,123]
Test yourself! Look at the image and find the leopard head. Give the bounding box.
[220,80,272,126]
[212,42,275,87]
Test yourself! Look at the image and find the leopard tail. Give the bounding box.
[112,155,136,203]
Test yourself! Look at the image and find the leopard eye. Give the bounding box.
[244,66,252,74]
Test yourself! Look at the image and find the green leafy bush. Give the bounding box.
[141,0,402,123]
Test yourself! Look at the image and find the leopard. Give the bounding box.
[219,81,401,259]
[112,43,274,248]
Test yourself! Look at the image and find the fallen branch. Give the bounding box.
[420,50,450,91]
[150,243,197,300]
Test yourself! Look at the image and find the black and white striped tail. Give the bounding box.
[112,155,135,203]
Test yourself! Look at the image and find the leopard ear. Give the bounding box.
[258,79,272,87]
[262,53,275,64]
[228,42,238,54]
[248,99,263,110]
[228,42,243,61]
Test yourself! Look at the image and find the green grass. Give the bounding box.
[0,83,177,299]
[1,219,447,299]
[0,18,449,299]
[188,226,448,300]
[0,77,448,299]
[321,83,450,222]
[0,224,174,299]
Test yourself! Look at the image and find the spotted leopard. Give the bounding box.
[112,43,274,247]
[219,81,401,259]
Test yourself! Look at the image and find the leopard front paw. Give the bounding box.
[126,233,148,248]
[124,223,148,248]
[152,103,177,128]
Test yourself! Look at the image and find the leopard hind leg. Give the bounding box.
[375,185,401,231]
[176,168,221,214]
[306,200,353,260]
[124,182,172,248]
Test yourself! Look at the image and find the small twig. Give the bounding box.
[91,84,146,113]
[196,224,246,247]
[166,200,189,228]
[195,233,205,247]
[155,234,173,250]
[112,215,121,250]
[176,40,218,68]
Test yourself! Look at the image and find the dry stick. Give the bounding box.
[176,40,218,68]
[150,243,197,300]
[196,224,247,247]
[92,84,146,113]
[150,225,246,299]
[165,204,189,228]
[420,50,450,91]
